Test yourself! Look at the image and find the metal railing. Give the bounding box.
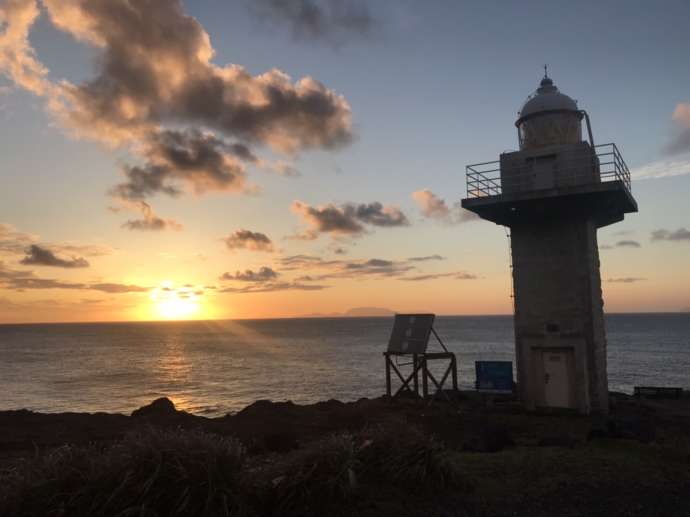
[465,143,631,198]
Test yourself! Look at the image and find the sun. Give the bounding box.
[150,282,202,320]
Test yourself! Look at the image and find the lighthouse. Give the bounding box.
[462,71,637,414]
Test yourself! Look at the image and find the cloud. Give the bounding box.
[651,228,690,242]
[280,253,477,284]
[290,200,409,239]
[121,202,183,232]
[632,103,690,180]
[600,239,642,250]
[0,0,49,95]
[20,244,89,268]
[89,283,148,293]
[411,189,478,224]
[247,0,376,47]
[110,129,251,201]
[279,254,334,270]
[42,0,351,150]
[220,267,278,282]
[412,189,449,218]
[398,271,477,282]
[1,0,353,211]
[0,262,82,289]
[606,277,647,284]
[52,243,113,257]
[407,254,445,262]
[0,222,35,254]
[615,240,641,248]
[283,255,414,281]
[224,229,275,252]
[344,258,396,270]
[352,202,409,227]
[631,158,690,180]
[0,261,148,292]
[665,103,690,156]
[291,201,364,239]
[1,223,114,257]
[2,277,84,290]
[219,281,328,293]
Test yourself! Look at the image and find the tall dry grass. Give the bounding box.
[0,428,246,516]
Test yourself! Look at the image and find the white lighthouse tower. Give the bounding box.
[462,71,637,414]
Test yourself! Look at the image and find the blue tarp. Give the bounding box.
[475,361,513,392]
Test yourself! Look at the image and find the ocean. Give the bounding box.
[1,314,688,417]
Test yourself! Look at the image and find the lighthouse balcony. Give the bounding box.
[461,143,637,228]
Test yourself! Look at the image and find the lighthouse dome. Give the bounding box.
[516,74,583,150]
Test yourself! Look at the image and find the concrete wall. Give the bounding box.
[510,217,609,414]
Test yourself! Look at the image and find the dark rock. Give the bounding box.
[396,389,423,400]
[314,399,345,411]
[236,399,296,418]
[131,397,177,418]
[538,435,579,448]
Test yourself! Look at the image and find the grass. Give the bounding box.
[0,424,470,517]
[261,433,359,516]
[0,427,246,516]
[356,425,465,490]
[7,412,684,516]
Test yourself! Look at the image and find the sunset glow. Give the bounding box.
[0,1,689,325]
[149,283,202,320]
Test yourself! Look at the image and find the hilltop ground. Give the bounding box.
[1,392,689,516]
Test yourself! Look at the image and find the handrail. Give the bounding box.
[465,143,631,198]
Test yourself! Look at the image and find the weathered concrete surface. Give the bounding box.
[511,216,608,414]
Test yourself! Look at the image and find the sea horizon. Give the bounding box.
[2,310,689,327]
[2,313,688,417]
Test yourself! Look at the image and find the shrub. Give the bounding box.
[0,427,246,516]
[356,425,464,490]
[265,434,359,516]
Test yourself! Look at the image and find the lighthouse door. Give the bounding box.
[541,349,574,408]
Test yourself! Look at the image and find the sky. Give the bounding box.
[0,0,689,323]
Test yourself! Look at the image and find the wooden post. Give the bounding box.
[385,354,391,397]
[421,356,429,398]
[413,354,419,396]
[452,355,458,391]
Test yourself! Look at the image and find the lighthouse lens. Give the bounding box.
[519,112,582,150]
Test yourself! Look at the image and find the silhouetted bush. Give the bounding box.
[357,425,464,490]
[264,434,359,515]
[0,424,469,517]
[256,426,468,515]
[0,428,246,516]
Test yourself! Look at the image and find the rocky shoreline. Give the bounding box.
[2,391,690,515]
